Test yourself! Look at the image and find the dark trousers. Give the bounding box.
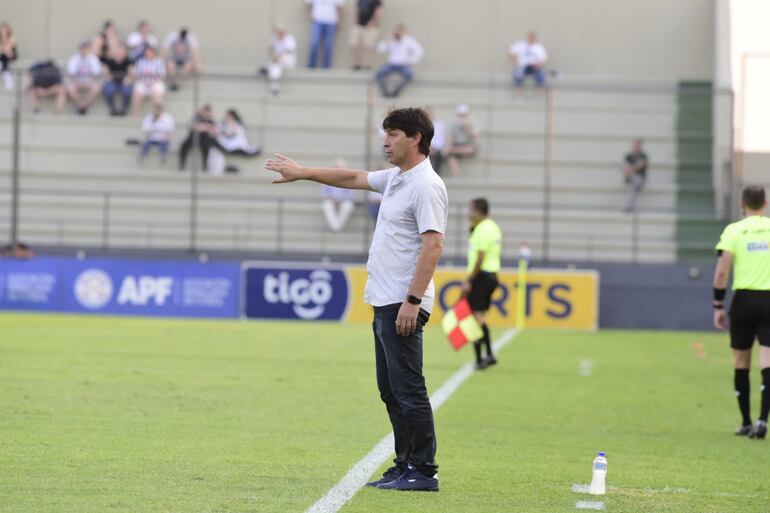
[375,64,413,97]
[372,303,438,477]
[179,132,215,170]
[103,81,132,113]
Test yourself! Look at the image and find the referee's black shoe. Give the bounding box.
[484,356,498,367]
[366,464,404,487]
[748,421,767,440]
[734,424,753,436]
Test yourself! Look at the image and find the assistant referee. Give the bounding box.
[463,198,502,370]
[713,185,770,440]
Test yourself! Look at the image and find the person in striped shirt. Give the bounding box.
[130,46,166,116]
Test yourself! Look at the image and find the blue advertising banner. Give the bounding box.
[243,264,350,321]
[0,257,240,318]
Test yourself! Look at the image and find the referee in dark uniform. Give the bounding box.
[713,185,770,439]
[463,198,503,370]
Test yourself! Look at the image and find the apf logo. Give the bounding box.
[264,270,334,319]
[74,269,114,309]
[244,266,349,321]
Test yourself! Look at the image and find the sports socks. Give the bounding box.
[735,368,752,426]
[481,324,493,358]
[760,368,770,423]
[473,340,483,363]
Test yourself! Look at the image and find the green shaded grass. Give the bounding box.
[1,313,768,512]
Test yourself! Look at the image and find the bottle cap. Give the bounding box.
[597,451,606,457]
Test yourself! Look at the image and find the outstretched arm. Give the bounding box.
[265,153,372,190]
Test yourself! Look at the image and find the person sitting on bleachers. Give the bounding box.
[27,60,66,113]
[321,159,356,232]
[140,103,175,165]
[426,107,446,175]
[445,103,479,176]
[91,20,122,61]
[130,45,166,116]
[0,21,18,90]
[66,40,102,115]
[163,27,202,91]
[126,20,159,62]
[508,31,548,89]
[375,24,423,98]
[215,109,261,157]
[1,242,34,259]
[261,23,297,95]
[102,43,133,116]
[179,104,216,171]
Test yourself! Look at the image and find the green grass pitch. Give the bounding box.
[1,313,768,512]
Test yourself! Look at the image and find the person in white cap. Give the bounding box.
[444,103,479,176]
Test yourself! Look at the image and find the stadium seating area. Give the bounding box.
[0,67,717,263]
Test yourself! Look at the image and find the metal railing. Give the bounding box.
[0,68,735,263]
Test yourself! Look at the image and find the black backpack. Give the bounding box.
[29,60,62,88]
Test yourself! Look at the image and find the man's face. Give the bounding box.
[633,140,642,152]
[468,204,483,224]
[394,28,405,39]
[79,45,89,56]
[527,32,537,44]
[383,128,416,166]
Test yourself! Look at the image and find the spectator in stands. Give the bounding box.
[427,107,446,175]
[102,43,133,116]
[0,22,18,90]
[91,20,121,61]
[622,139,649,212]
[321,159,356,232]
[126,20,159,62]
[140,103,175,164]
[179,104,216,171]
[27,60,66,113]
[350,0,382,70]
[131,45,166,116]
[163,27,202,91]
[375,24,423,98]
[445,103,479,176]
[306,0,345,69]
[261,24,297,95]
[66,41,102,115]
[215,109,261,157]
[1,242,34,259]
[508,31,548,89]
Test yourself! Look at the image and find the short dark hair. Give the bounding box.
[742,185,766,211]
[382,108,433,156]
[470,198,489,216]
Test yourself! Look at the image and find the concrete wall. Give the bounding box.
[4,0,714,78]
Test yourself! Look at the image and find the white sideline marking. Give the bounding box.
[303,329,518,513]
[575,501,605,510]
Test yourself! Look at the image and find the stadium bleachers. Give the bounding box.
[0,68,709,263]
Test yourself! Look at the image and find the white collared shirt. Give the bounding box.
[365,158,448,312]
[509,40,547,68]
[377,35,424,66]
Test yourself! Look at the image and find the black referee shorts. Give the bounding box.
[729,290,770,350]
[467,272,499,312]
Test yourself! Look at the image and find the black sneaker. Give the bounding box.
[735,424,753,436]
[365,465,403,487]
[475,360,488,371]
[484,356,498,367]
[749,421,767,440]
[376,464,438,492]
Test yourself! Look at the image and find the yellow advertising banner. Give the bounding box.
[345,266,599,330]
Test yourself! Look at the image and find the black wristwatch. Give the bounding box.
[407,295,422,305]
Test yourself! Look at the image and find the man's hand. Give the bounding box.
[461,280,472,296]
[714,308,728,330]
[396,301,420,336]
[265,153,305,183]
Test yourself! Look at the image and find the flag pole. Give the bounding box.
[516,243,531,331]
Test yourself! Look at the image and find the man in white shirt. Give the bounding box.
[508,31,548,88]
[305,0,345,68]
[66,41,102,115]
[375,24,423,98]
[140,103,175,164]
[162,28,202,91]
[126,20,159,62]
[266,107,447,492]
[131,45,166,116]
[263,23,297,95]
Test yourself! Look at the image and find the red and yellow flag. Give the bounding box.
[441,298,483,351]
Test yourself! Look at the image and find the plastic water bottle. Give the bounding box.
[589,452,607,495]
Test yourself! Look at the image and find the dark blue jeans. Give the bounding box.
[372,303,438,477]
[375,64,413,97]
[308,21,337,68]
[103,81,132,113]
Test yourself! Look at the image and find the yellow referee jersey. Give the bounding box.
[716,215,770,290]
[467,218,502,273]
